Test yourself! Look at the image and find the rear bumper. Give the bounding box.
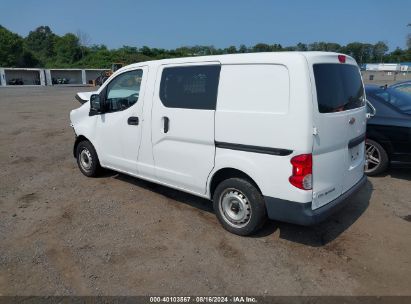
[264,175,367,226]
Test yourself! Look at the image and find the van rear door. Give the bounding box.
[309,55,366,210]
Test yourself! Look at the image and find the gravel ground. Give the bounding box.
[0,86,410,296]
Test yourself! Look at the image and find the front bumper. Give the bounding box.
[264,175,367,226]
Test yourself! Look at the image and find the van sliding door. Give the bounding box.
[151,63,221,195]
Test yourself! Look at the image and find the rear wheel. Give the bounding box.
[365,139,389,176]
[213,178,267,236]
[76,140,101,177]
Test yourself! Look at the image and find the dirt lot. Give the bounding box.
[0,87,410,296]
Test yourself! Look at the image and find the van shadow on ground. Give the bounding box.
[255,180,373,246]
[113,173,214,214]
[112,171,373,247]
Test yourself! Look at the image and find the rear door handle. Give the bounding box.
[163,116,169,133]
[127,116,139,125]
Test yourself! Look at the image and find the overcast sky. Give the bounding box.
[1,0,410,50]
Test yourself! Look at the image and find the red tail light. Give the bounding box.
[338,55,346,63]
[289,154,312,190]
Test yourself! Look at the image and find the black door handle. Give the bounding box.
[163,116,169,133]
[127,116,139,125]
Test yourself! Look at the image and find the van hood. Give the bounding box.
[71,91,94,128]
[75,91,97,104]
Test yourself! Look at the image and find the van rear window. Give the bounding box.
[314,64,365,113]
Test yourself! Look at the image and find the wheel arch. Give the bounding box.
[208,167,262,198]
[73,135,92,158]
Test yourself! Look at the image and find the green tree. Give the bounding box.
[296,42,308,51]
[325,43,342,52]
[238,44,248,53]
[24,26,56,63]
[140,46,153,57]
[17,50,39,67]
[76,30,91,58]
[373,41,389,63]
[3,24,411,69]
[308,42,341,52]
[308,42,325,51]
[226,45,237,54]
[76,46,114,68]
[188,45,217,55]
[252,43,270,52]
[54,33,82,65]
[0,25,24,66]
[343,42,374,63]
[283,46,296,51]
[384,47,411,62]
[270,43,283,51]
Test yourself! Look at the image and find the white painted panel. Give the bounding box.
[217,64,289,114]
[151,63,218,195]
[215,64,295,150]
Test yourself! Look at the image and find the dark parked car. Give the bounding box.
[365,84,411,175]
[389,80,411,93]
[8,78,24,85]
[52,78,69,85]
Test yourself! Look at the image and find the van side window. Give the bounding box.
[105,69,143,113]
[160,65,221,110]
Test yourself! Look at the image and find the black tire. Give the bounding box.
[213,178,267,236]
[76,140,101,177]
[365,139,389,176]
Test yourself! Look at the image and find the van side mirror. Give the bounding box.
[366,99,376,119]
[89,94,103,116]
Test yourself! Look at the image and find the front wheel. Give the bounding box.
[213,178,267,236]
[365,139,389,176]
[76,140,101,177]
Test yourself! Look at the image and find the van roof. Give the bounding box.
[119,51,355,70]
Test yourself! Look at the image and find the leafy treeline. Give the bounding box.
[1,25,411,69]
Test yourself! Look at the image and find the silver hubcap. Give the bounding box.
[365,142,380,173]
[80,148,92,171]
[219,189,251,228]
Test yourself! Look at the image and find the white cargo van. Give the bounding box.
[70,52,367,235]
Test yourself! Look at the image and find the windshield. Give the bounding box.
[314,64,365,113]
[374,87,411,114]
